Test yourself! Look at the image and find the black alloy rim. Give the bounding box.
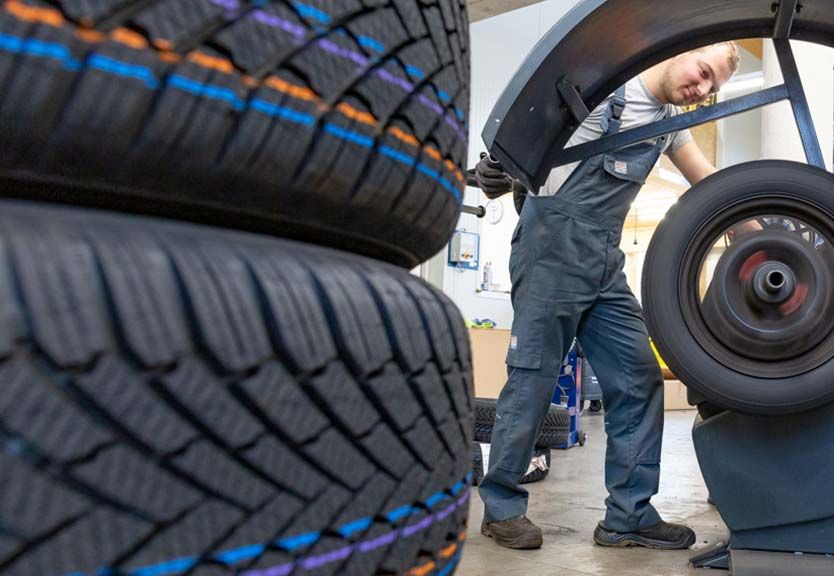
[678,193,834,379]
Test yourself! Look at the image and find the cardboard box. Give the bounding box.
[469,328,692,410]
[663,380,692,411]
[469,328,510,399]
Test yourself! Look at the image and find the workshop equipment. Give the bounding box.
[580,355,603,414]
[550,343,588,448]
[644,161,834,573]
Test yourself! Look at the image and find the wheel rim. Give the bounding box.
[679,194,834,379]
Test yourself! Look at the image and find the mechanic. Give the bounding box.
[474,42,740,550]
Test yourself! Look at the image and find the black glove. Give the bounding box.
[466,152,529,213]
[473,152,513,199]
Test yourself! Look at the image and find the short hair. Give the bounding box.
[697,42,741,74]
[715,41,741,74]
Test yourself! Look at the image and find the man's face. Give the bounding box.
[661,46,735,106]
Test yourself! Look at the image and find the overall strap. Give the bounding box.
[602,84,627,136]
[603,84,672,152]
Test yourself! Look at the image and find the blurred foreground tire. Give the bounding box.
[0,0,471,267]
[0,201,473,575]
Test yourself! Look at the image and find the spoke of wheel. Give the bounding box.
[549,85,789,168]
[773,38,827,169]
[773,0,799,40]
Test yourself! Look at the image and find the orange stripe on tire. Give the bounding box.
[439,542,458,559]
[265,76,320,102]
[112,28,148,50]
[336,102,378,126]
[5,0,64,27]
[75,28,106,43]
[407,561,436,576]
[187,51,234,73]
[388,127,419,148]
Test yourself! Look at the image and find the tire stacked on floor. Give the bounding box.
[470,398,567,486]
[0,0,469,268]
[473,398,570,449]
[470,444,551,486]
[0,1,472,575]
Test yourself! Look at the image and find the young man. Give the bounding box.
[474,43,740,550]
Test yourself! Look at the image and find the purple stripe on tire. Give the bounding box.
[239,9,469,142]
[300,545,353,569]
[445,114,468,141]
[418,93,444,116]
[403,515,435,537]
[376,68,414,92]
[317,38,369,66]
[358,530,398,553]
[252,10,306,39]
[310,38,468,141]
[209,0,239,10]
[240,490,470,576]
[242,563,294,576]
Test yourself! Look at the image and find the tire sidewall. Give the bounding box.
[643,160,834,414]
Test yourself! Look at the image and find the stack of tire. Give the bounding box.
[470,398,571,485]
[0,1,472,575]
[473,398,570,449]
[471,444,552,486]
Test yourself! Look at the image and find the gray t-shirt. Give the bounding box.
[539,75,693,196]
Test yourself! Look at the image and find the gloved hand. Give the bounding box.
[470,152,513,199]
[466,152,529,214]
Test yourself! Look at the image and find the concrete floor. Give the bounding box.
[459,410,727,576]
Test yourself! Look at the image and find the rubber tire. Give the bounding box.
[470,445,550,486]
[0,0,470,268]
[471,444,484,486]
[518,448,551,485]
[473,398,569,449]
[643,160,834,415]
[0,201,473,576]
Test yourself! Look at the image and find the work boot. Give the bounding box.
[481,515,543,549]
[593,520,696,550]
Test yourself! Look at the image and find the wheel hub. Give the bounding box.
[701,228,834,362]
[748,260,795,306]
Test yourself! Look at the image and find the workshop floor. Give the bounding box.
[459,410,727,576]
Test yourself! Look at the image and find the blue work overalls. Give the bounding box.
[479,87,668,533]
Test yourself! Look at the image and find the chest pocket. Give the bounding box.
[602,138,665,185]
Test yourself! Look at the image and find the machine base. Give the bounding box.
[692,404,834,574]
[692,542,834,574]
[730,549,834,576]
[690,540,729,570]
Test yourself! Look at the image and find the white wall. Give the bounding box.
[717,73,763,168]
[434,0,582,329]
[715,45,766,168]
[761,40,834,170]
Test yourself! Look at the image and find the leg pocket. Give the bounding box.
[506,299,547,370]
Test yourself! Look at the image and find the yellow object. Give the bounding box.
[650,339,669,370]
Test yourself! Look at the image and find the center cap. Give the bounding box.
[748,261,796,307]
